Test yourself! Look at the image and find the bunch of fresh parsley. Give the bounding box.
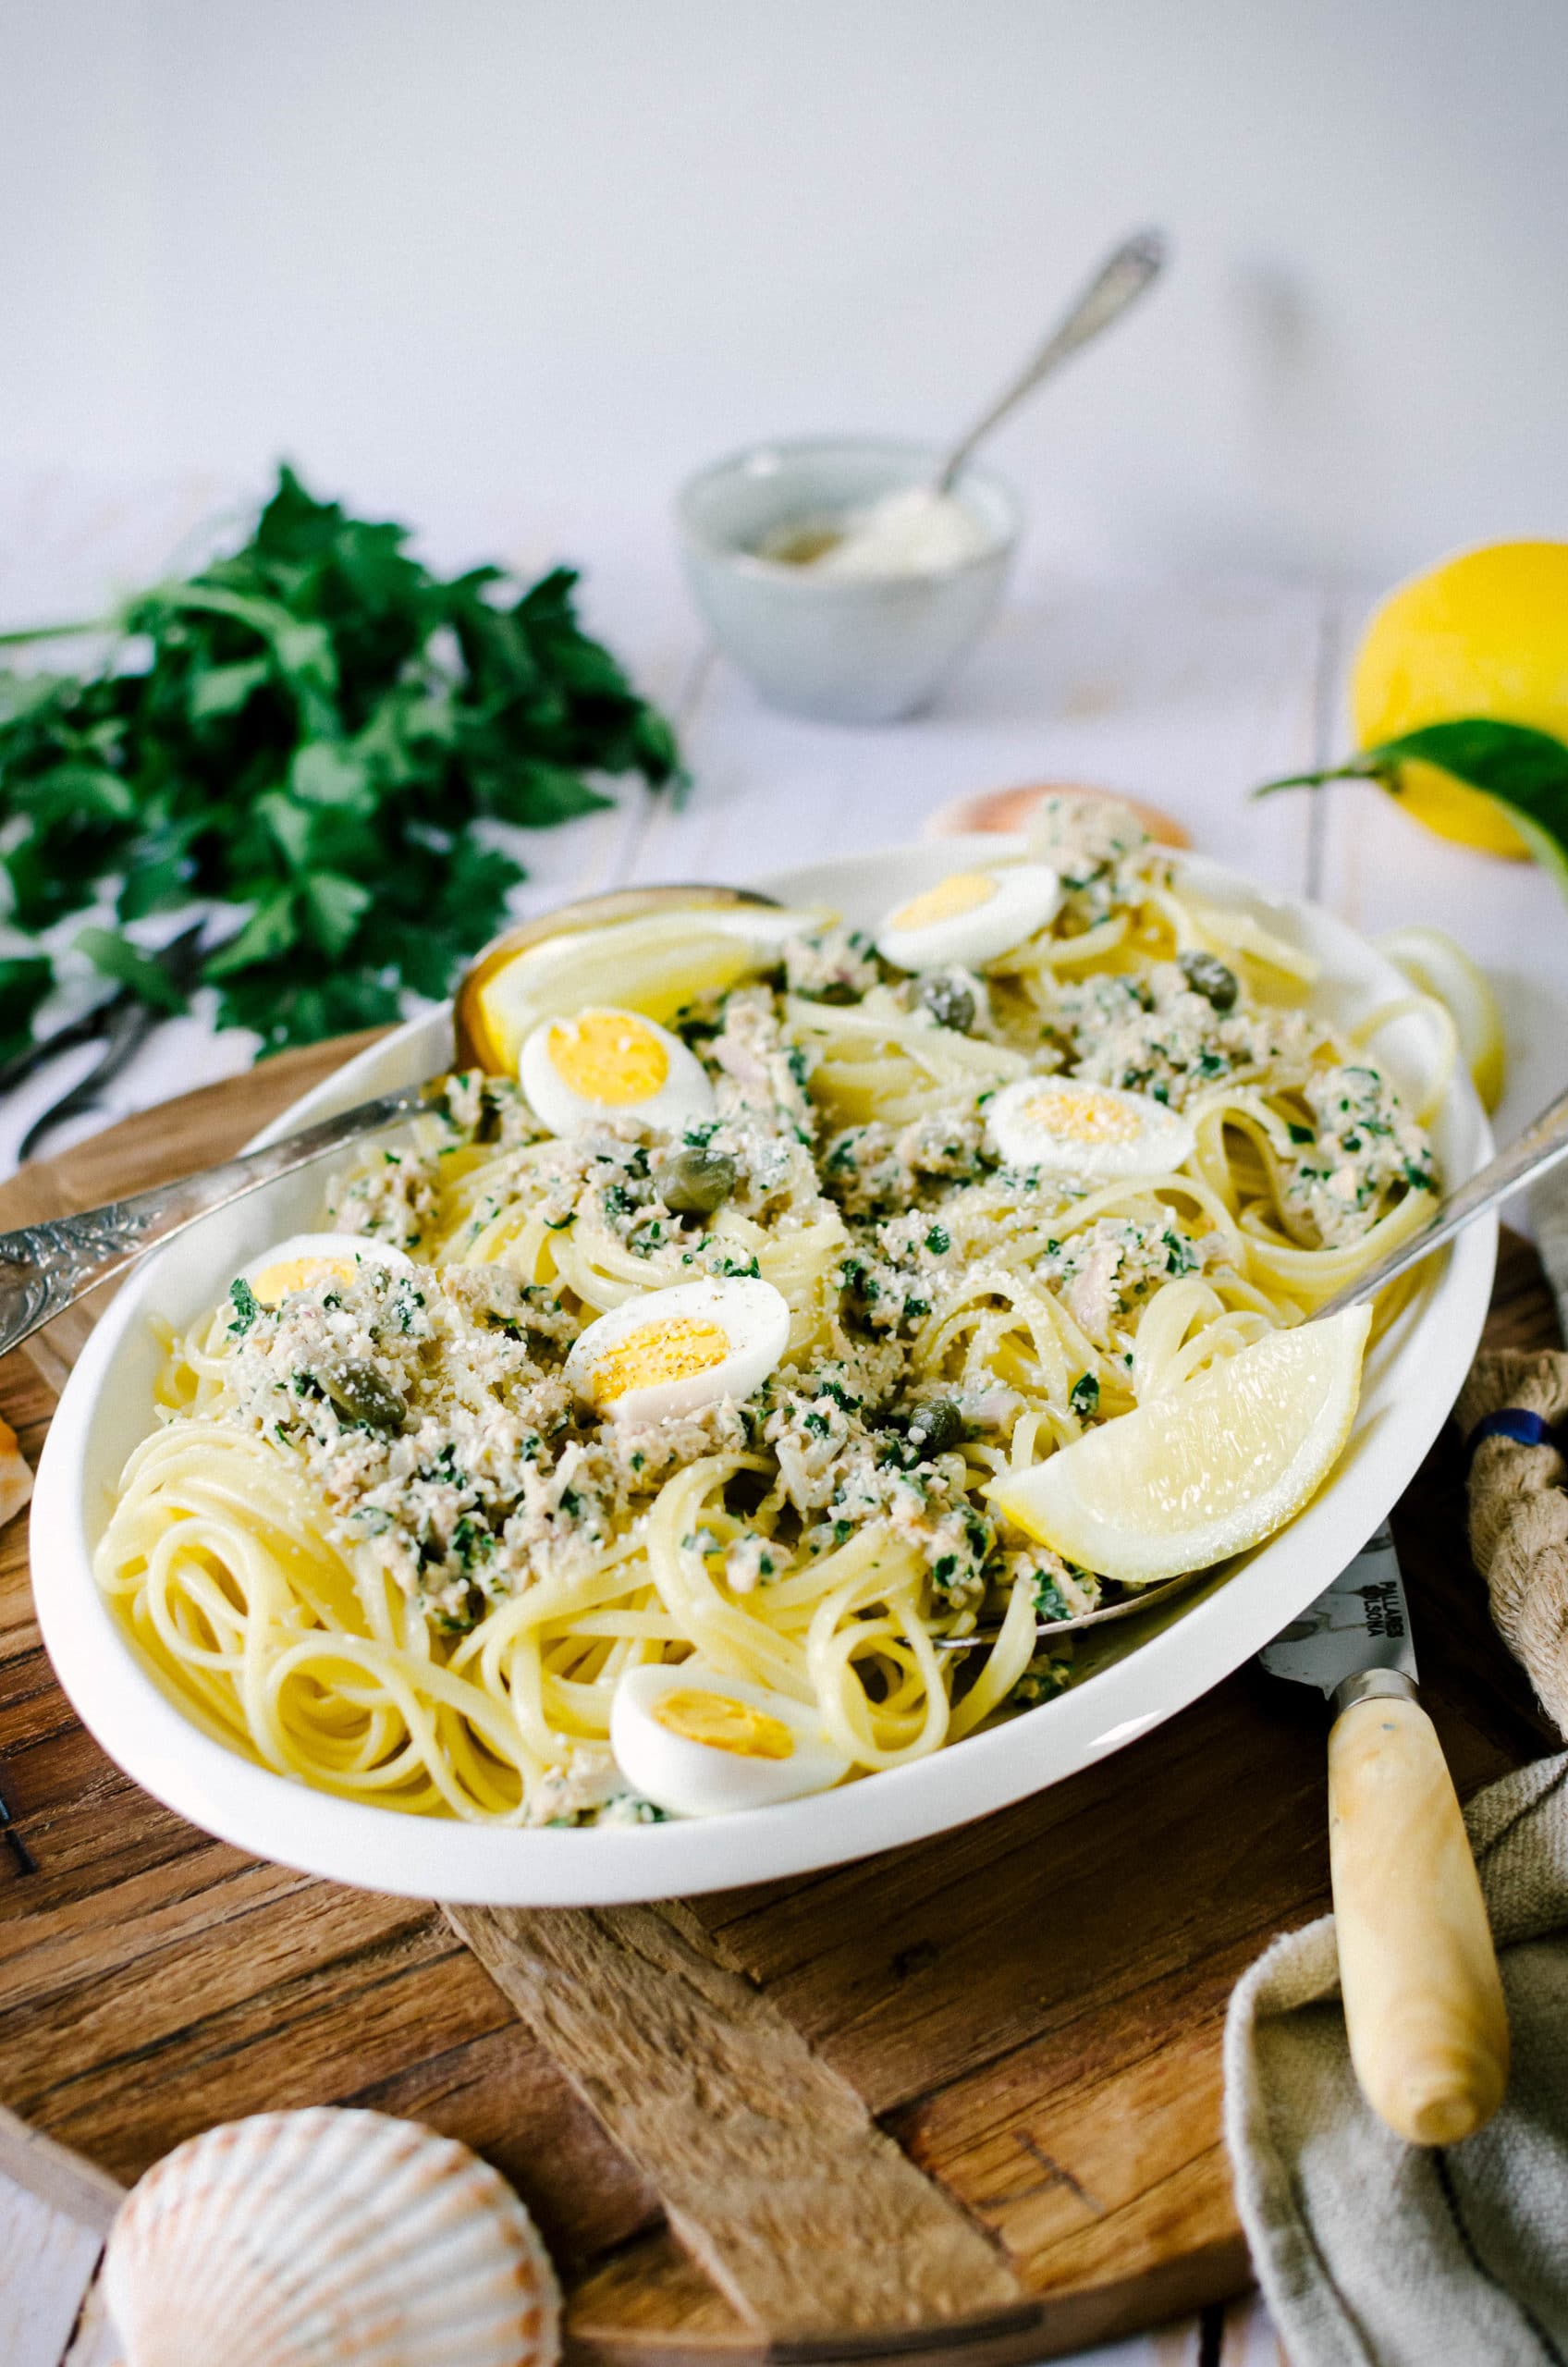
[0,466,680,1059]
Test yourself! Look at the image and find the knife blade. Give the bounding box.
[1260,1524,1508,2146]
[1258,1523,1415,1704]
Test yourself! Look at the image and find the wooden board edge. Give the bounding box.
[565,2234,1252,2367]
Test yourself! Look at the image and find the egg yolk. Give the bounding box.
[590,1316,731,1403]
[250,1254,361,1305]
[1023,1085,1143,1145]
[653,1687,795,1760]
[546,1011,670,1105]
[888,871,998,932]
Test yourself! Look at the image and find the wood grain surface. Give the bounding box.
[0,1048,1557,2364]
[454,1901,1026,2338]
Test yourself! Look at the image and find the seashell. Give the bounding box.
[921,779,1191,849]
[104,2106,561,2367]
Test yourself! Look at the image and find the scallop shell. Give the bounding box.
[104,2107,560,2367]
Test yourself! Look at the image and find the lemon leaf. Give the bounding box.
[1364,719,1568,892]
[1255,715,1568,891]
[1368,717,1568,803]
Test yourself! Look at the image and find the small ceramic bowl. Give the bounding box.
[675,435,1021,725]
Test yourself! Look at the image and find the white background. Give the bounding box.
[4,0,1568,581]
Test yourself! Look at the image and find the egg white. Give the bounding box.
[986,1074,1196,1181]
[610,1661,851,1817]
[239,1233,416,1307]
[876,862,1062,973]
[521,1006,714,1136]
[563,1277,791,1425]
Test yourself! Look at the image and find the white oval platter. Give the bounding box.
[31,836,1495,1904]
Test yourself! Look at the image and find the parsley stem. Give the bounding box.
[0,617,110,646]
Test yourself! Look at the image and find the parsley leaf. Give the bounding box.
[0,466,683,1058]
[227,1278,261,1336]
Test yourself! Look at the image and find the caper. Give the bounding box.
[655,1147,738,1218]
[1177,950,1239,1012]
[324,1361,406,1433]
[915,974,976,1034]
[905,1398,966,1457]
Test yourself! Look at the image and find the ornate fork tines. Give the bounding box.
[0,883,786,1362]
[0,1079,442,1361]
[0,1203,171,1342]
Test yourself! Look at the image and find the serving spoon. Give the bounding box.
[0,889,1563,1380]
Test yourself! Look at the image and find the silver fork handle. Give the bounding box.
[1317,1080,1568,1321]
[0,1077,444,1360]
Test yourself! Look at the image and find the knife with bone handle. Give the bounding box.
[1259,1524,1509,2144]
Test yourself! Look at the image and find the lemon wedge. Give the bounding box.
[456,901,813,1073]
[1378,924,1505,1113]
[986,1306,1372,1586]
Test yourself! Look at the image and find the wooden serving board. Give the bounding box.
[0,1040,1557,2363]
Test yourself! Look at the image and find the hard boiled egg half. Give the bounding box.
[564,1277,790,1423]
[611,1661,851,1817]
[521,1006,714,1137]
[986,1075,1195,1182]
[876,864,1062,973]
[239,1233,416,1306]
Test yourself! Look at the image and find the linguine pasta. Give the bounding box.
[96,798,1449,1826]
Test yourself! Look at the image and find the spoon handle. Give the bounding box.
[0,1078,441,1360]
[1317,1078,1568,1322]
[936,228,1167,494]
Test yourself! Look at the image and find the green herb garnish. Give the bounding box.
[0,467,681,1058]
[227,1277,260,1335]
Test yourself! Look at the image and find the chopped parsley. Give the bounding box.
[227,1277,261,1336]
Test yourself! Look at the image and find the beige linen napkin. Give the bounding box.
[1225,1752,1568,2367]
[1226,1182,1568,2366]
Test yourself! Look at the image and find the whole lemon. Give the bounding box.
[1351,540,1568,857]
